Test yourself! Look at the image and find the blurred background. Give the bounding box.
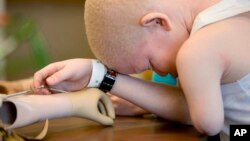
[0,0,154,83]
[0,0,94,80]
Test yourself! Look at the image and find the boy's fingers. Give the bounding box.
[45,67,74,86]
[33,62,65,88]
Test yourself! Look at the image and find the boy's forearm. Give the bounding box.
[111,74,192,124]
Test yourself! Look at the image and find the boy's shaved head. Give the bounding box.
[84,0,165,68]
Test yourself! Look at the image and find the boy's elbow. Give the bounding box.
[193,116,224,136]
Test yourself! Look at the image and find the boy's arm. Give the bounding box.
[108,94,149,116]
[110,74,192,125]
[176,40,224,136]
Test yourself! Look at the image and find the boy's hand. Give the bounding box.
[32,59,92,94]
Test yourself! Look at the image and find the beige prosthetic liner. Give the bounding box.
[0,88,115,129]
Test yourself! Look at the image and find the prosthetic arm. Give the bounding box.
[0,88,115,129]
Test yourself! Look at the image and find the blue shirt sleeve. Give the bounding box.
[152,72,177,86]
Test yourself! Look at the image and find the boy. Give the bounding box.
[32,0,250,141]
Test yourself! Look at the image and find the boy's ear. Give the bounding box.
[139,12,172,31]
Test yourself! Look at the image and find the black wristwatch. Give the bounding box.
[99,69,117,92]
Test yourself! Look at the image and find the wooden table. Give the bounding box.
[16,116,204,141]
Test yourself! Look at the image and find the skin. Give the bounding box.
[108,94,148,116]
[32,0,250,136]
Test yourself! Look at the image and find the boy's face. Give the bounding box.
[98,29,186,77]
[105,34,179,77]
[145,35,179,77]
[103,42,151,75]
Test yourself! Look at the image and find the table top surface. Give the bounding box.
[15,116,205,141]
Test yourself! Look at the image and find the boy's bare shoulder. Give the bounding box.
[177,12,250,81]
[176,26,224,70]
[180,11,250,55]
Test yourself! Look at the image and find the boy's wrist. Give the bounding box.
[99,69,117,92]
[87,59,117,93]
[87,59,107,88]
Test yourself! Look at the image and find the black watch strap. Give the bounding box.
[99,69,117,92]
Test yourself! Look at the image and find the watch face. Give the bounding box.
[99,70,117,92]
